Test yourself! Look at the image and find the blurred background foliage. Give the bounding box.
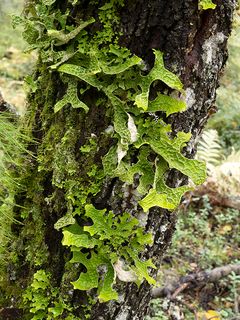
[0,1,239,319]
[0,0,35,114]
[207,23,240,151]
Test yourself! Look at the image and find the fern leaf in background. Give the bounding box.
[197,129,240,196]
[214,148,240,196]
[196,129,223,173]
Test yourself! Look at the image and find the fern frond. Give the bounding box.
[209,148,240,196]
[224,148,240,163]
[196,129,223,172]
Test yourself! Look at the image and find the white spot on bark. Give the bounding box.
[185,88,196,109]
[115,307,131,320]
[118,293,125,303]
[127,113,138,143]
[160,224,168,233]
[202,32,226,65]
[137,211,148,227]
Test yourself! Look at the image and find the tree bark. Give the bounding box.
[0,1,236,320]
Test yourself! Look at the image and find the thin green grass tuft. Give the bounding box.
[0,112,32,268]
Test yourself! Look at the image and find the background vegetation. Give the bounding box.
[0,1,239,319]
[0,0,35,114]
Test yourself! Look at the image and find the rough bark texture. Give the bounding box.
[0,1,236,320]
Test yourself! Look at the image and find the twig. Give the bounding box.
[171,283,189,299]
[152,263,240,299]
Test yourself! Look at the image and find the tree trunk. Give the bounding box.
[0,1,236,319]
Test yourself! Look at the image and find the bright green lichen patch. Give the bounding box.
[134,50,183,111]
[62,204,155,301]
[54,77,89,113]
[23,270,73,319]
[103,119,206,212]
[148,94,186,116]
[199,0,217,10]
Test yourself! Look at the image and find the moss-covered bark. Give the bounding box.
[0,0,236,319]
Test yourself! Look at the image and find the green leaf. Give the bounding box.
[135,228,153,246]
[127,249,156,285]
[98,261,118,302]
[135,50,183,111]
[62,224,101,248]
[100,55,141,75]
[199,0,216,10]
[31,270,50,291]
[154,157,192,208]
[139,189,175,212]
[62,204,155,299]
[33,270,49,283]
[148,136,206,185]
[84,205,113,239]
[110,96,131,145]
[102,146,118,176]
[49,50,77,69]
[45,0,56,5]
[71,251,103,290]
[151,50,183,90]
[48,302,64,317]
[84,204,139,241]
[25,75,38,93]
[23,21,39,45]
[58,64,102,89]
[54,214,75,230]
[99,2,114,10]
[143,121,206,185]
[71,251,118,301]
[48,18,95,46]
[148,94,186,116]
[54,78,89,113]
[115,146,154,194]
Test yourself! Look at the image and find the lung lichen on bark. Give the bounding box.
[1,0,208,318]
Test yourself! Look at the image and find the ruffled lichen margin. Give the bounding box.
[0,0,235,318]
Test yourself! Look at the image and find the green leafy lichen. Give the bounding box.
[62,204,155,302]
[54,76,89,113]
[199,0,217,10]
[23,270,73,319]
[134,50,183,111]
[4,0,207,314]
